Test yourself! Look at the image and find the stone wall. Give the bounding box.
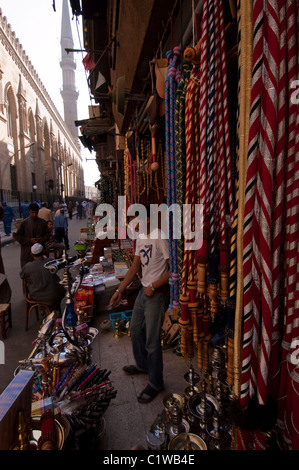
[0,8,84,200]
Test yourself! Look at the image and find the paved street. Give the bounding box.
[0,213,189,450]
[0,214,89,393]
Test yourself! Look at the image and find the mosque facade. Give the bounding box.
[0,6,84,208]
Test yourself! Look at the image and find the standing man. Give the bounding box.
[67,200,73,220]
[77,201,83,219]
[38,202,53,223]
[1,201,16,236]
[45,220,65,258]
[21,200,30,219]
[53,208,69,250]
[81,200,87,218]
[110,207,170,404]
[15,202,51,267]
[87,200,94,219]
[53,199,60,214]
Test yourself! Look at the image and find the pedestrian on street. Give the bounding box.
[53,199,60,213]
[38,202,53,223]
[76,201,83,219]
[109,206,170,404]
[15,202,51,267]
[45,220,65,258]
[1,201,16,236]
[53,208,69,250]
[21,200,30,219]
[87,200,94,219]
[81,200,87,218]
[20,243,65,310]
[67,200,73,220]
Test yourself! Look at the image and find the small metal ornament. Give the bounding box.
[168,432,207,450]
[168,405,190,438]
[184,363,200,385]
[113,318,125,338]
[210,346,225,378]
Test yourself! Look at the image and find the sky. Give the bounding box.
[0,0,99,186]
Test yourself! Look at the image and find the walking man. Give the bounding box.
[21,200,30,219]
[53,208,69,250]
[1,201,16,236]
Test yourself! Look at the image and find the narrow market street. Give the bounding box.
[0,215,190,450]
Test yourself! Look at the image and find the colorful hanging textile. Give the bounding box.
[198,0,234,309]
[179,0,234,361]
[237,0,299,451]
[165,46,181,311]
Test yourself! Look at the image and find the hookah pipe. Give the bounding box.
[27,311,57,360]
[150,123,159,173]
[44,255,87,358]
[187,280,199,352]
[179,294,190,357]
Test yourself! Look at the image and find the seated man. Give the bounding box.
[20,243,65,310]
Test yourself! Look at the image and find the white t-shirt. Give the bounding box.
[135,228,169,287]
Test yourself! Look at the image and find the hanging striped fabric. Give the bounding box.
[267,0,287,403]
[277,0,299,449]
[240,0,264,409]
[238,0,299,451]
[256,0,280,407]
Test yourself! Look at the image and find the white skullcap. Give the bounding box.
[31,243,43,255]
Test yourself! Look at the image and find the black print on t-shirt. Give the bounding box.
[139,244,152,267]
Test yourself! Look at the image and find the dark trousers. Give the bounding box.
[54,227,69,250]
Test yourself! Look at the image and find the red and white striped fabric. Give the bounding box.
[240,0,264,409]
[256,0,280,407]
[240,0,299,450]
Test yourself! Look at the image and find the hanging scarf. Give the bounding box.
[238,0,299,451]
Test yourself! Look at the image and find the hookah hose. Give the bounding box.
[61,259,87,356]
[165,46,181,311]
[180,56,201,357]
[175,61,193,299]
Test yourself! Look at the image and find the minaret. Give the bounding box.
[60,0,79,143]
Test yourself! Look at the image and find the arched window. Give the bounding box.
[7,99,13,137]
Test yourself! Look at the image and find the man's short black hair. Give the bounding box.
[29,203,39,212]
